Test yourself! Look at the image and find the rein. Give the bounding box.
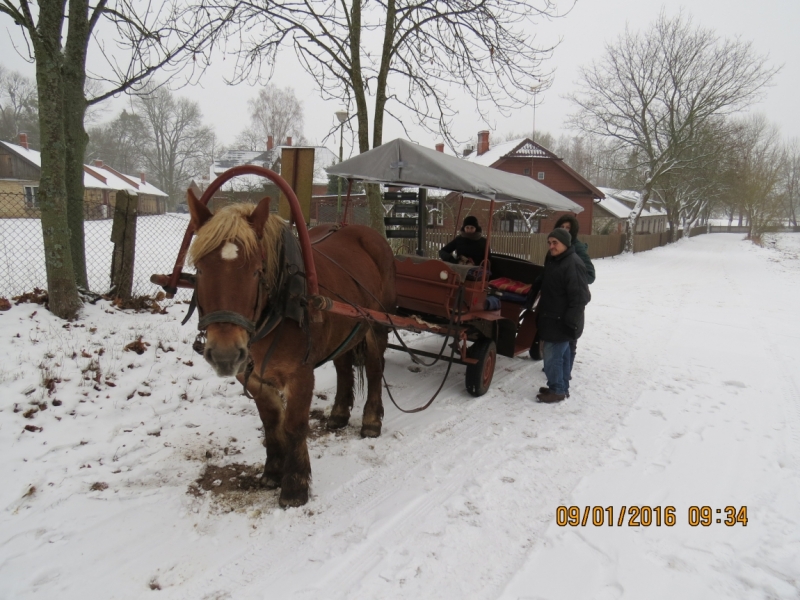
[313,243,466,414]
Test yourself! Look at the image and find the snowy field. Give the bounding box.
[1,233,799,599]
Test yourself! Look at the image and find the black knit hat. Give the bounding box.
[555,214,579,242]
[461,215,481,233]
[548,227,572,248]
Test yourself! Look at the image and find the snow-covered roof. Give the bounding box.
[596,187,667,218]
[85,165,168,197]
[462,138,604,200]
[1,141,109,191]
[0,141,167,196]
[210,145,338,191]
[462,138,530,167]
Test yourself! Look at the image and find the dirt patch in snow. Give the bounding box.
[187,462,274,513]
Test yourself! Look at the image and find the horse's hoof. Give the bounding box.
[326,414,350,430]
[279,488,308,508]
[360,424,382,438]
[260,474,281,489]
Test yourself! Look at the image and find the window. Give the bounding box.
[537,172,545,180]
[523,168,531,176]
[24,186,39,209]
[427,202,444,226]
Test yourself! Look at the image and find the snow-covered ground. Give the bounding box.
[1,233,799,599]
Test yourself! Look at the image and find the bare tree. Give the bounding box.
[0,66,39,146]
[86,109,148,173]
[234,84,305,151]
[784,138,800,228]
[655,119,731,240]
[0,0,229,317]
[135,86,215,209]
[727,115,787,241]
[568,12,777,252]
[219,0,563,235]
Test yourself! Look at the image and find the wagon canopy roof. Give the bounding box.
[326,138,583,213]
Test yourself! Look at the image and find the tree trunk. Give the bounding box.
[62,0,94,289]
[63,89,89,288]
[345,0,385,237]
[62,0,93,289]
[373,0,395,150]
[623,186,650,253]
[33,2,81,319]
[109,190,137,299]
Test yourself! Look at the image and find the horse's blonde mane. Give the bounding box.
[189,204,286,288]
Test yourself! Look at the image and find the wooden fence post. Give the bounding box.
[109,190,137,299]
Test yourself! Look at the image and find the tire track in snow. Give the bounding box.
[166,365,516,600]
[722,240,800,471]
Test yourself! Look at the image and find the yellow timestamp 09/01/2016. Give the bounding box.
[555,505,748,527]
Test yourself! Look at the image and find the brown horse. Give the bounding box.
[186,192,396,507]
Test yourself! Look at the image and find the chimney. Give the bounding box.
[267,135,274,151]
[462,144,474,157]
[18,133,29,150]
[435,143,444,153]
[286,136,292,146]
[477,130,490,156]
[94,159,104,168]
[140,172,146,184]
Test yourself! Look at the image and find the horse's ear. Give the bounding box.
[249,196,272,238]
[187,188,212,231]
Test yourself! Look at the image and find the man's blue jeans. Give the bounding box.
[543,340,571,396]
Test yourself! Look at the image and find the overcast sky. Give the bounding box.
[2,0,797,158]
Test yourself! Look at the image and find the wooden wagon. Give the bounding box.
[153,139,584,398]
[326,139,584,396]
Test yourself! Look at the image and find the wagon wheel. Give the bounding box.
[465,338,497,397]
[529,334,543,361]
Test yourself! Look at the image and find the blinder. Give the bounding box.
[185,226,307,347]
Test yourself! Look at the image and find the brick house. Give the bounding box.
[0,135,167,219]
[454,132,604,234]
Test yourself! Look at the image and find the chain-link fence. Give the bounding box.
[0,189,192,299]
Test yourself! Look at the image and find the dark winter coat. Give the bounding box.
[535,245,591,342]
[439,234,488,265]
[554,214,596,285]
[574,240,596,284]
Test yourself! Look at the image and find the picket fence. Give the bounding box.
[410,230,680,264]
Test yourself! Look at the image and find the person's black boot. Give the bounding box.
[536,391,566,403]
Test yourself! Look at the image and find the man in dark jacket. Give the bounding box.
[554,214,595,377]
[439,216,488,265]
[534,228,591,403]
[555,214,595,283]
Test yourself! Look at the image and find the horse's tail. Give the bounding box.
[353,324,389,396]
[353,338,367,397]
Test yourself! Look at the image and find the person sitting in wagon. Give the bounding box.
[438,216,488,266]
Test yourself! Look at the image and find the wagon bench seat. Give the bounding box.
[394,255,489,319]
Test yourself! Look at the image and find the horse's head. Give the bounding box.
[187,190,283,377]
